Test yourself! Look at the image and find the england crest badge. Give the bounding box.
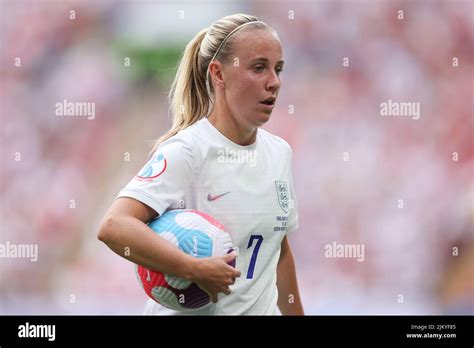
[275,181,290,213]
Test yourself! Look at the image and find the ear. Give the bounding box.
[208,60,225,89]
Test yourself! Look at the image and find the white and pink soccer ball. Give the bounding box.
[135,209,235,311]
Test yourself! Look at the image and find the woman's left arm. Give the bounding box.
[277,236,305,315]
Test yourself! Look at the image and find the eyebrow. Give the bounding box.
[250,57,285,65]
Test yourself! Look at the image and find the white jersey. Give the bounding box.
[117,117,299,315]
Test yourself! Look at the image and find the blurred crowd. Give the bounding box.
[1,0,472,314]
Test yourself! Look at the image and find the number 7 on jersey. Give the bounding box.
[246,234,263,279]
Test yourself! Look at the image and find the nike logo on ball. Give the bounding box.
[207,192,230,201]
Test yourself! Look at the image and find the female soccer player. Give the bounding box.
[98,13,304,315]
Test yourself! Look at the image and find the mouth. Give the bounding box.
[260,97,276,106]
[259,97,276,110]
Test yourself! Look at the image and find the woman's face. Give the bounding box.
[222,28,284,128]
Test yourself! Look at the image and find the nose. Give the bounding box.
[266,70,281,92]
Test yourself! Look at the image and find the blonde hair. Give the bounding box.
[150,13,271,155]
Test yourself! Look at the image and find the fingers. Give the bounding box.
[222,251,236,263]
[226,265,240,278]
[210,292,218,303]
[221,253,241,278]
[194,254,241,303]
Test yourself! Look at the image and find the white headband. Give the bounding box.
[205,20,266,98]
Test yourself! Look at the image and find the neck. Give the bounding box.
[207,103,257,146]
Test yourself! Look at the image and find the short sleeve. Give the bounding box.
[286,149,299,235]
[116,136,194,216]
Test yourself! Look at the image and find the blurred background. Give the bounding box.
[0,0,472,314]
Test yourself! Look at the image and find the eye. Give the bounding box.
[254,65,265,73]
[275,66,284,75]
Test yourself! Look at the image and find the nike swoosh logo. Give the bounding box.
[207,192,230,201]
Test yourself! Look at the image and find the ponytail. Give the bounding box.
[150,28,210,155]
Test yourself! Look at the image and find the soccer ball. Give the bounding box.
[135,209,235,311]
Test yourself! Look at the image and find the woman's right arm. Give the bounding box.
[97,197,241,302]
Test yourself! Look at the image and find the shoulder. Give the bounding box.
[154,121,204,165]
[258,128,294,157]
[160,120,205,150]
